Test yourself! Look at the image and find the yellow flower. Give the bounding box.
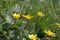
[56,23,60,28]
[44,30,56,37]
[37,12,44,16]
[28,34,37,40]
[3,31,7,34]
[12,13,21,19]
[22,15,34,20]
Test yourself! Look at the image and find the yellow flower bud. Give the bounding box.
[37,12,44,16]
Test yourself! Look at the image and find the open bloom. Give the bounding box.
[44,30,56,37]
[37,12,44,16]
[22,15,34,20]
[28,34,37,40]
[12,13,21,19]
[56,23,60,28]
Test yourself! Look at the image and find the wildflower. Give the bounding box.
[12,13,21,19]
[28,34,37,40]
[37,12,44,16]
[3,31,7,34]
[44,30,56,37]
[22,15,34,20]
[56,23,60,28]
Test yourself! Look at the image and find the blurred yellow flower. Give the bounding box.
[3,31,7,34]
[28,34,37,40]
[3,31,7,37]
[37,12,44,16]
[4,0,7,1]
[22,15,34,20]
[12,13,21,19]
[56,23,60,28]
[44,30,56,37]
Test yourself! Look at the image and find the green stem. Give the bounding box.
[50,0,54,11]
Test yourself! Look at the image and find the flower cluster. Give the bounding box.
[12,12,57,40]
[12,11,44,20]
[0,0,60,40]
